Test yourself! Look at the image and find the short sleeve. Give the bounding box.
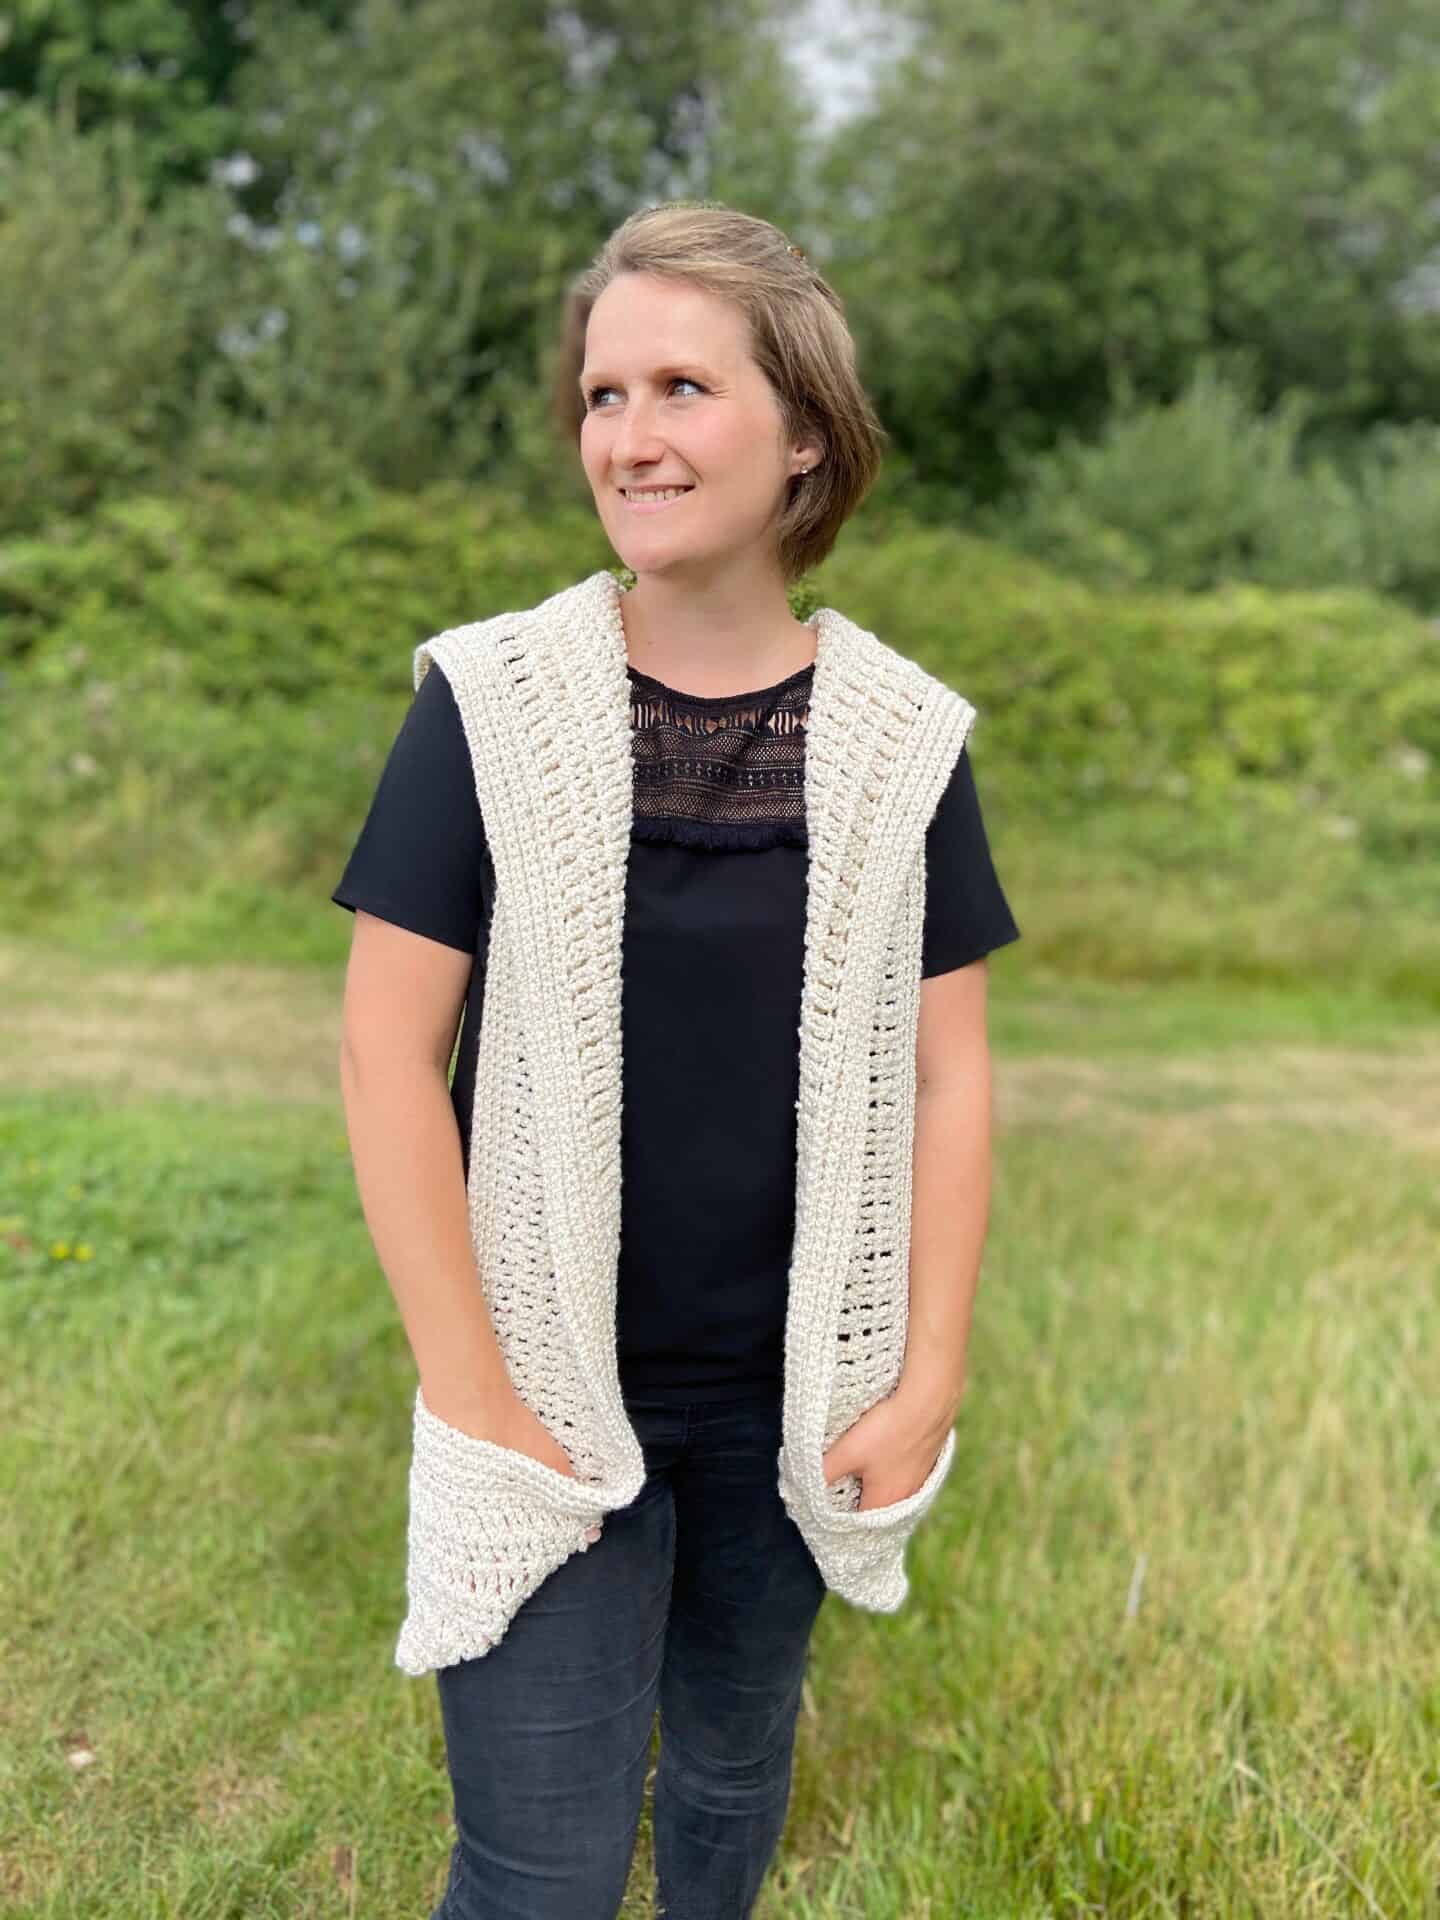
[920,742,1021,977]
[330,664,488,955]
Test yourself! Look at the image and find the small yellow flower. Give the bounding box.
[50,1240,72,1259]
[75,1244,95,1261]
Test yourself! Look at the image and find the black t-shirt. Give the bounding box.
[333,654,1020,1403]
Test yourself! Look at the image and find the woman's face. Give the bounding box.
[578,272,813,583]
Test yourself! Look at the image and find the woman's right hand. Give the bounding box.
[423,1380,580,1479]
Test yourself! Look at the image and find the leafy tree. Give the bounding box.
[0,1,375,194]
[203,0,812,494]
[0,113,232,529]
[818,0,1440,502]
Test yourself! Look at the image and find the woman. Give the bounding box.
[333,201,1020,1920]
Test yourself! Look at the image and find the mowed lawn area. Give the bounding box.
[2,935,1436,1919]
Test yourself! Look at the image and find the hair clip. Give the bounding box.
[787,242,805,260]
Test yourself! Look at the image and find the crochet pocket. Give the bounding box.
[818,1422,956,1530]
[393,1385,609,1678]
[785,1424,958,1613]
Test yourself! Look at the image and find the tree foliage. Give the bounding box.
[202,0,811,493]
[2,0,1440,545]
[819,0,1440,500]
[0,0,351,193]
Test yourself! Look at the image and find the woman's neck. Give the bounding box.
[618,582,815,700]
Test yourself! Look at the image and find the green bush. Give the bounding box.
[2,488,1435,999]
[0,117,232,535]
[0,486,607,684]
[0,486,613,911]
[982,360,1440,614]
[819,522,1440,857]
[185,193,500,501]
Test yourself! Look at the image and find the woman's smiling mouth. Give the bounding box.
[620,485,696,513]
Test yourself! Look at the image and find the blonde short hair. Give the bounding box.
[549,200,888,584]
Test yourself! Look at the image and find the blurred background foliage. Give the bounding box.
[5,0,1440,548]
[2,0,1437,995]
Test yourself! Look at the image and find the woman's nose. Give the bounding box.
[612,401,663,462]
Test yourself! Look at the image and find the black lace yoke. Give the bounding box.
[627,660,814,852]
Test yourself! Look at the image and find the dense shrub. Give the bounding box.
[982,361,1440,614]
[2,489,1435,996]
[0,118,232,535]
[0,485,607,683]
[0,486,612,905]
[819,523,1439,863]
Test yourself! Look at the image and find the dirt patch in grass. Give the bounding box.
[3,938,1436,1153]
[995,1048,1440,1155]
[0,938,339,1105]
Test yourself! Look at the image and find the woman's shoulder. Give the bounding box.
[820,605,975,731]
[412,603,537,694]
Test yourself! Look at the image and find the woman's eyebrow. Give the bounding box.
[578,361,718,392]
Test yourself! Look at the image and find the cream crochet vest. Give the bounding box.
[395,566,977,1677]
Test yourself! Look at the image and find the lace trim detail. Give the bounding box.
[628,661,812,852]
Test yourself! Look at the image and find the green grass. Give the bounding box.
[3,951,1436,1918]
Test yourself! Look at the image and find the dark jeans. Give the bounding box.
[429,1387,828,1920]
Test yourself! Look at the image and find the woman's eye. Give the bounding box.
[586,377,704,409]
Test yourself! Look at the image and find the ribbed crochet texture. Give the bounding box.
[397,567,976,1677]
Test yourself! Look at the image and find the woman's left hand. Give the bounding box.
[820,1379,964,1511]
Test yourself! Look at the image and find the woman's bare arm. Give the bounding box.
[896,957,994,1420]
[337,910,514,1419]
